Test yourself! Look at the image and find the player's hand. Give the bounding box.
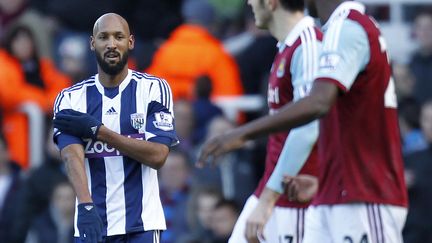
[77,203,104,243]
[245,201,273,243]
[196,129,246,167]
[54,109,103,139]
[282,174,318,203]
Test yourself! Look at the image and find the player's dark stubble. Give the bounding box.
[95,49,129,76]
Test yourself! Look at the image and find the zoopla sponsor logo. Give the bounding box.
[84,134,145,158]
[85,140,120,158]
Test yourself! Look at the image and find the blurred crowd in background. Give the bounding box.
[0,0,431,242]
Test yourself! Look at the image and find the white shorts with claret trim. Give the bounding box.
[228,195,307,243]
[302,203,407,243]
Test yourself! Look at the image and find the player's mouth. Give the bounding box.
[105,51,120,62]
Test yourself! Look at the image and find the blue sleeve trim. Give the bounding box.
[146,101,178,146]
[55,133,84,151]
[148,136,173,147]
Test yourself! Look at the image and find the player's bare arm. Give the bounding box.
[61,144,92,203]
[245,187,280,243]
[198,81,338,165]
[97,125,169,169]
[239,81,338,139]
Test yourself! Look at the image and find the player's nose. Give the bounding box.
[107,36,117,49]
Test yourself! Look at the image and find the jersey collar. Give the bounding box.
[95,69,132,98]
[277,16,315,52]
[322,1,366,31]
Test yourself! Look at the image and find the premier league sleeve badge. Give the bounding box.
[153,112,174,131]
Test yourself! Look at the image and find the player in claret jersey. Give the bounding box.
[199,0,408,242]
[197,0,322,242]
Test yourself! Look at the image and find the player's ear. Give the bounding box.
[90,36,95,51]
[129,34,135,50]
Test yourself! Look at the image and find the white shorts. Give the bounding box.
[229,195,307,243]
[303,203,407,243]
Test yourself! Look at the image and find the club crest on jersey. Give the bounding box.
[130,113,145,130]
[319,53,341,72]
[153,112,174,131]
[276,58,286,78]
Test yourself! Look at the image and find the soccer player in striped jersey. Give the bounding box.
[197,0,322,242]
[52,13,178,243]
[200,0,408,242]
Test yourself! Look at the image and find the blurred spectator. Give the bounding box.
[226,9,276,96]
[194,116,256,204]
[25,180,75,243]
[209,199,239,243]
[192,76,223,145]
[28,0,127,78]
[174,99,196,154]
[146,0,243,101]
[393,63,416,103]
[208,0,246,39]
[398,98,427,155]
[0,133,21,243]
[28,0,183,70]
[160,149,192,243]
[128,0,183,42]
[179,186,223,243]
[409,11,432,104]
[0,24,70,169]
[175,100,255,204]
[128,0,183,70]
[209,0,244,25]
[9,127,68,243]
[403,100,432,243]
[53,32,97,81]
[0,0,28,38]
[223,9,275,124]
[28,0,124,33]
[56,35,90,83]
[1,0,54,58]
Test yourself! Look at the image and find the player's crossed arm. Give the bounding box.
[54,109,169,169]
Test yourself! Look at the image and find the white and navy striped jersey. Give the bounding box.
[53,69,178,236]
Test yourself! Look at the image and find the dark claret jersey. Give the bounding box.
[314,2,408,207]
[254,17,322,207]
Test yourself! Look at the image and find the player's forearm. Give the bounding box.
[259,187,281,207]
[61,144,92,203]
[237,97,320,140]
[239,82,336,140]
[97,126,169,169]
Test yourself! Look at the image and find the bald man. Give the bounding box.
[52,13,178,243]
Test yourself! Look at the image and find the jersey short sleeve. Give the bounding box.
[52,89,83,150]
[145,79,179,147]
[316,19,370,91]
[290,39,321,101]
